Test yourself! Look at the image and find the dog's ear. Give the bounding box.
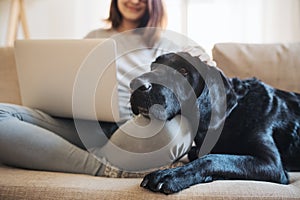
[176,52,208,97]
[205,66,238,129]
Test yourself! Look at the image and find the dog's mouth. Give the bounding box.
[133,103,168,120]
[137,106,150,117]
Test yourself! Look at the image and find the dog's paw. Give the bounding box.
[141,167,214,195]
[140,169,186,194]
[140,167,214,194]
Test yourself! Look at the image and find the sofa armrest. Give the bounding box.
[212,43,300,93]
[0,47,21,104]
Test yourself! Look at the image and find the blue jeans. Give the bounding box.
[0,103,105,175]
[0,103,192,177]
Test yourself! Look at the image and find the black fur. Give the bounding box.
[129,52,300,194]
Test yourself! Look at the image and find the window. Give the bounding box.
[166,0,300,52]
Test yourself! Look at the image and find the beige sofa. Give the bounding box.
[0,43,300,199]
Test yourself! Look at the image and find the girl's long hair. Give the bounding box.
[106,0,167,47]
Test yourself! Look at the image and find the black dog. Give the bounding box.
[129,52,300,194]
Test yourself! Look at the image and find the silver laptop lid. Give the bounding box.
[14,39,120,122]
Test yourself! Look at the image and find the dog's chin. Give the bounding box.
[148,104,169,121]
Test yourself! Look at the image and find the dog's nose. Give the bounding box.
[130,78,152,92]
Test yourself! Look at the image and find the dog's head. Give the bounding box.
[130,52,237,123]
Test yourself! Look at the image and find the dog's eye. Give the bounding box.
[178,68,188,76]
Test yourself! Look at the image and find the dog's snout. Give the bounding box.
[130,78,152,92]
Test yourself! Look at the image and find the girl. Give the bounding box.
[0,0,212,177]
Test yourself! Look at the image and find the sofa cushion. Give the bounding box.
[0,48,21,104]
[212,43,300,93]
[0,165,299,200]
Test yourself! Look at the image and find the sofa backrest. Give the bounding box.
[0,47,21,104]
[212,43,300,93]
[1,43,300,106]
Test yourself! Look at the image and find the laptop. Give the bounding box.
[14,39,120,122]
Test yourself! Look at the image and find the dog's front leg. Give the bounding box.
[140,154,289,194]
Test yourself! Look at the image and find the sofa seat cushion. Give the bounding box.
[212,43,300,93]
[0,165,299,200]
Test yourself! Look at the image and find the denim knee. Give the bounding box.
[0,103,21,122]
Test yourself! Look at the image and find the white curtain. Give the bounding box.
[262,0,300,43]
[165,0,300,52]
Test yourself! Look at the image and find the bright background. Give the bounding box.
[0,0,300,53]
